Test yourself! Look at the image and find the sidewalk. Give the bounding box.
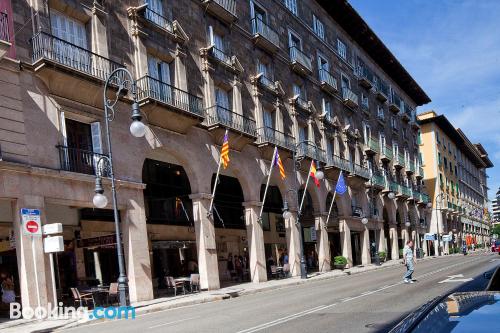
[0,251,490,333]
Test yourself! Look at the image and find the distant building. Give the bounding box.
[493,187,500,224]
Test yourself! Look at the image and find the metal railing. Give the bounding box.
[318,68,338,90]
[401,185,412,197]
[211,0,237,16]
[326,154,353,173]
[380,145,393,160]
[374,77,389,97]
[390,91,402,109]
[371,173,386,188]
[56,145,109,176]
[361,96,369,111]
[31,32,121,81]
[367,137,380,152]
[420,193,430,204]
[206,105,256,136]
[136,75,204,116]
[351,205,363,217]
[342,87,359,106]
[0,11,9,42]
[257,126,295,151]
[296,97,309,110]
[353,163,370,179]
[395,153,405,165]
[297,141,326,162]
[251,17,279,47]
[143,7,173,32]
[209,46,232,66]
[289,46,312,72]
[257,75,275,91]
[389,182,400,194]
[356,63,374,83]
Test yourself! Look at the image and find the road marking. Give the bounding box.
[438,274,473,284]
[148,316,199,329]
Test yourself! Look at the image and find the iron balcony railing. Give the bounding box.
[389,182,400,194]
[206,105,256,136]
[353,163,370,179]
[395,153,405,165]
[381,145,393,160]
[295,97,309,110]
[356,63,374,83]
[257,126,295,151]
[326,154,353,173]
[361,96,369,111]
[374,77,389,97]
[318,68,338,90]
[0,11,9,42]
[211,0,237,16]
[209,46,232,67]
[401,185,412,197]
[143,7,173,32]
[297,141,326,162]
[56,145,110,177]
[257,75,276,91]
[136,75,204,117]
[289,46,312,72]
[251,17,279,47]
[420,193,430,204]
[31,32,121,81]
[371,173,386,188]
[390,91,402,109]
[418,166,424,177]
[342,87,359,106]
[367,137,380,153]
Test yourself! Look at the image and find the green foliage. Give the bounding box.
[378,251,386,258]
[334,256,347,265]
[491,224,500,237]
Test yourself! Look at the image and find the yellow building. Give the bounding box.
[417,111,493,255]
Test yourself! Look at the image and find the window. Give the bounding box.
[436,132,440,144]
[337,39,347,60]
[393,143,399,156]
[363,123,371,143]
[361,93,369,108]
[284,0,298,15]
[251,1,267,22]
[298,126,307,142]
[263,109,274,129]
[147,55,172,100]
[340,74,350,89]
[317,54,329,72]
[438,152,442,165]
[312,15,324,40]
[444,157,448,168]
[377,106,385,120]
[322,98,332,119]
[391,116,398,130]
[326,139,334,157]
[257,59,272,80]
[288,30,302,49]
[293,83,306,100]
[51,10,87,48]
[215,87,230,109]
[208,26,227,55]
[379,133,386,146]
[402,127,407,139]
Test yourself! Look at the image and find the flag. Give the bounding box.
[273,149,286,180]
[310,161,320,188]
[221,131,230,169]
[335,171,347,195]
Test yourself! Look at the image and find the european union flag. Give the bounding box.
[335,171,347,195]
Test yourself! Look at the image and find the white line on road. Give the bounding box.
[148,317,199,329]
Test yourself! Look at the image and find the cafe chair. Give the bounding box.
[190,274,200,293]
[166,276,185,296]
[71,288,94,307]
[106,283,119,305]
[282,263,290,278]
[270,265,278,279]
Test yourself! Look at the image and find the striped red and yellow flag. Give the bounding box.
[221,130,230,169]
[273,149,286,179]
[310,160,320,188]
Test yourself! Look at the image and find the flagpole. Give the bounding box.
[208,129,227,217]
[298,160,314,214]
[326,171,343,226]
[258,146,277,222]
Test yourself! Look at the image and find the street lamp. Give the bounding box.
[387,191,396,200]
[91,68,145,306]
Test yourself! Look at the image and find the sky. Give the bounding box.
[349,0,500,203]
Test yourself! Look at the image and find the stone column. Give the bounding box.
[122,192,154,303]
[190,193,220,290]
[390,224,399,260]
[174,46,188,91]
[13,196,50,309]
[315,215,331,272]
[243,202,267,283]
[93,251,103,285]
[232,79,243,116]
[361,226,371,265]
[91,7,109,58]
[285,210,301,277]
[378,226,386,253]
[402,227,409,244]
[340,219,353,267]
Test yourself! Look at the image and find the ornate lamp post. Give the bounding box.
[92,68,146,306]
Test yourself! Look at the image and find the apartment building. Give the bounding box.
[417,111,493,254]
[493,187,500,224]
[0,0,431,308]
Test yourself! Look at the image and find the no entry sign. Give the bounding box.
[21,208,42,236]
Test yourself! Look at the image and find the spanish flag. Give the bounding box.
[221,130,230,169]
[310,160,320,188]
[273,149,286,179]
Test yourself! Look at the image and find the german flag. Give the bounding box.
[221,130,230,169]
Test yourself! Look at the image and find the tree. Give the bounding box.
[491,224,500,237]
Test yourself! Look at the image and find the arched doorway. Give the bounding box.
[326,192,342,259]
[383,207,392,260]
[298,189,318,272]
[260,185,286,276]
[396,209,403,258]
[210,174,246,285]
[142,158,197,296]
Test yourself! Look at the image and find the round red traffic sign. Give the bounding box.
[26,220,39,234]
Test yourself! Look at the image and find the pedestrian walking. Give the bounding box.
[403,240,416,284]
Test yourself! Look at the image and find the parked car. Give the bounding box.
[494,240,500,253]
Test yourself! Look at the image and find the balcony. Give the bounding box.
[319,69,338,95]
[325,154,353,173]
[342,87,359,108]
[400,185,412,198]
[374,78,389,102]
[389,92,402,114]
[406,161,415,174]
[297,141,326,162]
[364,137,379,155]
[416,166,424,179]
[356,64,374,89]
[394,153,405,168]
[143,7,173,33]
[31,32,122,107]
[380,145,393,162]
[418,193,430,205]
[351,205,363,218]
[251,18,279,53]
[206,104,256,135]
[56,145,109,177]
[401,108,411,123]
[202,0,237,24]
[361,97,369,114]
[353,164,371,179]
[389,182,400,195]
[289,46,312,76]
[256,74,278,94]
[369,173,386,190]
[256,126,295,152]
[136,76,204,134]
[0,11,10,59]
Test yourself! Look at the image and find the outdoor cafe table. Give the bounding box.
[80,286,109,307]
[174,277,191,292]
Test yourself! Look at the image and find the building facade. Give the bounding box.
[492,188,500,225]
[0,0,431,308]
[417,111,493,254]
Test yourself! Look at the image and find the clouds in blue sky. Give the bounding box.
[349,0,500,200]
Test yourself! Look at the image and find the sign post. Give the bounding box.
[21,208,42,308]
[43,223,64,307]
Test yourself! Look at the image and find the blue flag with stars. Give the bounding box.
[335,171,347,195]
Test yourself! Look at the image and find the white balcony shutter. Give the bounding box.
[51,11,87,48]
[91,122,102,154]
[263,110,274,128]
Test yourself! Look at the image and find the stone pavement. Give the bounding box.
[0,251,490,333]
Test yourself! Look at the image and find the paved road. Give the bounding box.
[61,252,499,333]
